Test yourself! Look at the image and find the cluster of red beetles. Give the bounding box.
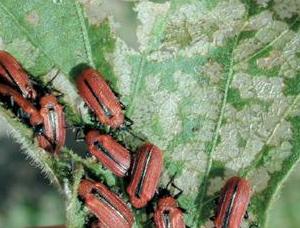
[0,51,65,154]
[0,51,253,228]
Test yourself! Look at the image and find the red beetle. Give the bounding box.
[154,196,185,228]
[214,176,251,228]
[76,68,124,129]
[127,143,163,208]
[37,95,66,155]
[86,130,131,177]
[0,51,37,99]
[0,83,42,127]
[78,179,134,228]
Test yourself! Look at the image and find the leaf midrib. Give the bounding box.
[126,55,145,117]
[196,25,245,220]
[73,0,95,68]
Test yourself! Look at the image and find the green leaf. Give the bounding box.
[0,0,299,227]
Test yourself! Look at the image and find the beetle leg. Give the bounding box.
[90,114,97,122]
[63,122,72,129]
[34,126,43,136]
[113,90,122,98]
[48,136,57,152]
[111,90,125,108]
[16,108,24,119]
[145,200,155,214]
[123,126,146,142]
[35,127,58,153]
[31,132,35,144]
[172,182,183,199]
[180,207,187,213]
[214,196,219,205]
[166,173,179,189]
[30,78,39,86]
[52,88,64,98]
[143,216,154,228]
[119,101,126,109]
[166,174,175,189]
[166,173,184,198]
[244,210,249,219]
[10,96,14,107]
[75,128,85,141]
[87,216,100,228]
[45,69,60,87]
[124,116,134,126]
[71,124,79,132]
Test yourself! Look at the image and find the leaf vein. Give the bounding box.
[126,55,145,117]
[197,35,240,214]
[234,17,300,65]
[74,0,95,68]
[244,94,300,177]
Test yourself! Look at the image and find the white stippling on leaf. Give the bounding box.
[273,0,300,19]
[135,1,170,52]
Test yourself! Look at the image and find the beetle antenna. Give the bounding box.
[172,182,183,199]
[165,173,183,198]
[126,128,146,142]
[121,123,146,141]
[52,88,64,98]
[124,116,134,127]
[166,173,177,189]
[46,69,60,87]
[122,117,147,141]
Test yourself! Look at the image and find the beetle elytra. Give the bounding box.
[76,68,124,129]
[37,95,66,154]
[0,51,37,99]
[78,179,134,228]
[214,176,251,228]
[127,143,163,208]
[86,130,131,177]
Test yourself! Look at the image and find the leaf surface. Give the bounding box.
[0,0,299,227]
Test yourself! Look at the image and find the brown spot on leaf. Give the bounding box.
[26,11,39,26]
